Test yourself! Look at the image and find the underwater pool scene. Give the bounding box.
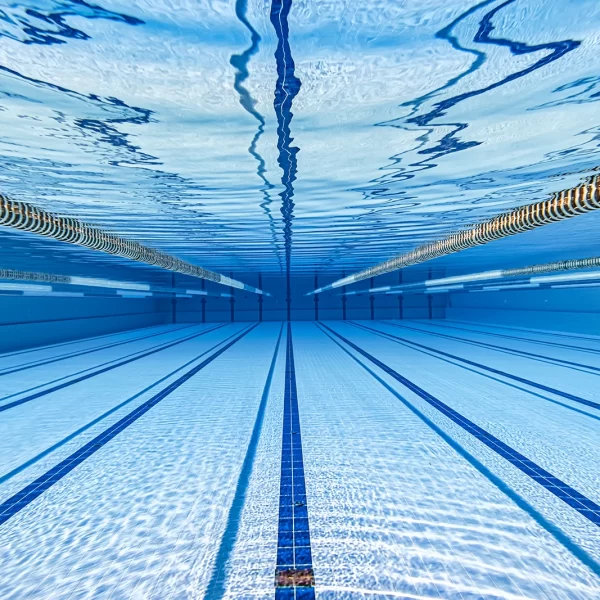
[0,0,600,598]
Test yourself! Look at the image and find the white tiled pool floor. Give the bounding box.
[0,320,598,599]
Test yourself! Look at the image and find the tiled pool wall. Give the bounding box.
[2,269,600,353]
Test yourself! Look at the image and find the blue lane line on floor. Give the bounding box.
[315,323,600,579]
[349,322,600,413]
[0,325,224,406]
[321,323,600,528]
[361,325,600,423]
[206,323,284,599]
[354,324,600,423]
[0,325,254,487]
[275,323,315,599]
[436,320,600,355]
[0,323,228,413]
[383,321,600,374]
[0,323,165,359]
[449,319,600,342]
[0,323,259,527]
[0,324,196,377]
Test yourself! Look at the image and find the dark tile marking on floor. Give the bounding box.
[449,319,600,342]
[0,311,161,327]
[349,322,600,413]
[0,323,259,527]
[383,321,600,374]
[437,320,600,354]
[321,323,600,528]
[361,325,600,424]
[0,323,229,413]
[275,323,316,599]
[0,324,197,377]
[314,323,600,579]
[0,323,168,359]
[206,323,285,599]
[0,325,254,487]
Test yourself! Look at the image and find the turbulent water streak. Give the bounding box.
[270,0,301,317]
[229,0,283,272]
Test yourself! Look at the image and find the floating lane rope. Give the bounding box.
[308,172,600,294]
[0,195,268,295]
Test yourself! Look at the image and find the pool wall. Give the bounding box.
[447,286,600,335]
[0,295,172,353]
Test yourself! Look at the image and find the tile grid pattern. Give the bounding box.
[383,321,600,373]
[322,323,600,527]
[0,324,258,526]
[0,323,228,413]
[0,324,196,376]
[350,321,600,411]
[275,323,316,599]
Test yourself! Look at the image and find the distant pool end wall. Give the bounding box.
[0,295,171,353]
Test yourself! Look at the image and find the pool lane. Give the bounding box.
[205,323,285,599]
[436,320,600,354]
[382,320,600,375]
[350,321,600,412]
[0,324,258,526]
[0,324,241,498]
[0,323,282,599]
[325,323,600,521]
[291,322,600,598]
[0,323,225,409]
[0,324,196,376]
[332,322,600,506]
[0,323,177,361]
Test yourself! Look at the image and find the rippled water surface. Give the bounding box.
[1,0,600,276]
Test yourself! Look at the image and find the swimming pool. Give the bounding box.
[0,0,599,598]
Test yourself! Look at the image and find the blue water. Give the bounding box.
[1,1,600,598]
[0,0,599,276]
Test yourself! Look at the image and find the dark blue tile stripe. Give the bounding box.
[206,323,284,599]
[315,323,600,579]
[0,324,196,377]
[0,323,162,359]
[275,323,315,599]
[321,323,600,528]
[358,325,600,424]
[0,323,229,413]
[436,320,600,355]
[349,322,600,412]
[0,323,258,527]
[0,311,162,328]
[0,325,254,487]
[383,321,600,374]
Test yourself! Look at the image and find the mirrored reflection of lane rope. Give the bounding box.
[309,172,600,294]
[0,195,267,295]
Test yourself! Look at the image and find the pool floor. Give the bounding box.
[0,320,599,599]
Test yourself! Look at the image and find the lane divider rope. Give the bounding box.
[0,195,266,295]
[309,171,600,293]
